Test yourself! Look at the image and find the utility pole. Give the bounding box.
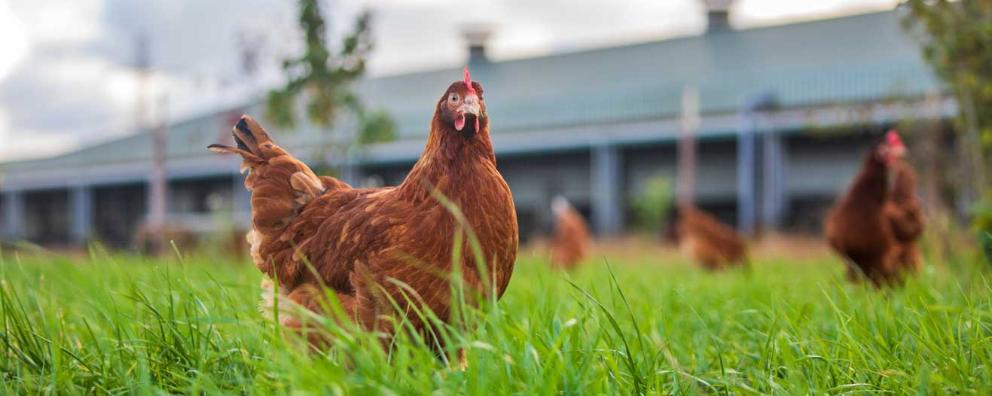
[677,86,700,208]
[148,93,169,254]
[135,34,169,254]
[135,34,149,144]
[923,91,943,214]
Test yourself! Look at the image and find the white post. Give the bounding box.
[147,94,169,253]
[677,86,700,207]
[591,144,623,235]
[70,186,93,245]
[2,191,24,241]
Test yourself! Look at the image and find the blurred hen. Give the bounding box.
[668,205,748,270]
[549,196,591,270]
[825,131,908,286]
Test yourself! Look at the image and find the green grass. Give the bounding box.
[1,245,991,394]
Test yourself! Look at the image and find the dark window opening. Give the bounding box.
[94,184,147,248]
[23,189,71,245]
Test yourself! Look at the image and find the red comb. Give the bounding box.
[886,129,904,148]
[463,66,476,95]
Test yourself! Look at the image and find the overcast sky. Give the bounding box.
[0,0,898,161]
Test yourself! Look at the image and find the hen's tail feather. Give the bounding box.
[209,116,349,284]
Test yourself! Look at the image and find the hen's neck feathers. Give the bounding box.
[398,111,497,202]
[889,164,917,204]
[847,151,889,206]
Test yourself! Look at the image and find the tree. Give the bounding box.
[266,0,396,166]
[903,0,992,232]
[630,176,674,234]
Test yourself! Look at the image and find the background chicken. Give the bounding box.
[884,159,924,273]
[825,131,907,286]
[549,196,591,270]
[667,204,748,270]
[209,69,518,341]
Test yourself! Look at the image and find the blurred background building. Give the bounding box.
[0,4,948,248]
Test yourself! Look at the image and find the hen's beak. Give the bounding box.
[454,93,481,133]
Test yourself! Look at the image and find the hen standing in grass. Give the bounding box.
[209,68,518,340]
[825,131,907,287]
[549,196,591,270]
[666,204,748,270]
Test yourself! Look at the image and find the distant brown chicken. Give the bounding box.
[825,130,907,286]
[668,204,748,270]
[884,160,924,273]
[549,196,591,270]
[209,68,518,343]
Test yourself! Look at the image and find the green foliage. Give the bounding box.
[903,1,992,147]
[266,1,395,145]
[1,248,992,393]
[904,0,992,232]
[981,231,992,265]
[974,194,992,232]
[630,176,673,233]
[357,109,398,145]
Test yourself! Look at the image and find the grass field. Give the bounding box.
[1,241,991,394]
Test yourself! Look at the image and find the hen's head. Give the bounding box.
[874,129,906,166]
[437,67,487,138]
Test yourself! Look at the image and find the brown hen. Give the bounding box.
[549,196,591,270]
[209,69,518,342]
[825,130,906,287]
[669,204,748,270]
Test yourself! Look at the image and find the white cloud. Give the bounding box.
[11,0,103,46]
[0,0,29,81]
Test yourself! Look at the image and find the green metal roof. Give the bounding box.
[360,10,935,136]
[1,10,939,174]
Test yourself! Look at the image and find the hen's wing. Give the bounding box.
[282,188,471,330]
[885,163,923,243]
[885,202,923,243]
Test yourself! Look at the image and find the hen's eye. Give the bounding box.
[449,94,459,102]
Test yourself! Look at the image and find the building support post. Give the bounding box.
[761,129,786,231]
[2,191,24,241]
[70,186,93,245]
[738,93,777,236]
[737,110,757,235]
[677,86,700,206]
[591,144,623,235]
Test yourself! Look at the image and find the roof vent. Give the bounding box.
[703,0,734,33]
[461,25,494,65]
